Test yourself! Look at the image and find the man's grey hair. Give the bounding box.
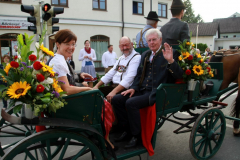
[147,19,157,25]
[145,28,162,40]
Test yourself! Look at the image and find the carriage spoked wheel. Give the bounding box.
[157,115,166,130]
[0,108,62,158]
[189,108,226,160]
[1,129,104,160]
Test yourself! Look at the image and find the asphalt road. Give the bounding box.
[0,87,240,160]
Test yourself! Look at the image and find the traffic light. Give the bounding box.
[42,3,64,34]
[21,4,41,34]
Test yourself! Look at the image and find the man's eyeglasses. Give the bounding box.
[63,43,77,47]
[147,38,159,43]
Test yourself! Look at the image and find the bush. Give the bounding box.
[194,43,208,53]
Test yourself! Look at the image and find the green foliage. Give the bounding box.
[194,43,208,53]
[182,0,204,23]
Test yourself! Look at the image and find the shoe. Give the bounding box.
[114,131,131,142]
[124,136,139,149]
[233,128,240,136]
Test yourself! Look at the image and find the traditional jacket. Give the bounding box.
[160,18,190,45]
[130,46,183,105]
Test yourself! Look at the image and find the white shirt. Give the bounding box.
[149,46,162,62]
[101,49,141,89]
[102,51,117,68]
[78,48,97,67]
[49,53,70,78]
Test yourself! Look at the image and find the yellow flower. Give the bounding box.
[199,59,203,63]
[192,43,195,47]
[211,74,214,77]
[52,79,63,93]
[178,56,183,61]
[192,65,204,76]
[186,42,190,45]
[40,62,55,76]
[4,63,12,75]
[196,53,201,58]
[40,44,54,57]
[7,81,31,99]
[182,52,190,59]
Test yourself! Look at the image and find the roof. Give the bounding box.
[213,17,240,33]
[188,22,219,36]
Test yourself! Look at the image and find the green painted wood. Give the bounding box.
[134,47,150,54]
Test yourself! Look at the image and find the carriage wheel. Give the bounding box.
[1,129,104,160]
[157,116,166,130]
[189,108,226,160]
[0,108,62,158]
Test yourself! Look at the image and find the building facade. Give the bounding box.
[0,0,173,71]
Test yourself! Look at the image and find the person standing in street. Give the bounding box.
[102,45,117,74]
[78,40,97,87]
[160,0,190,45]
[136,11,161,48]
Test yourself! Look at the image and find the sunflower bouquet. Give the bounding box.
[178,39,214,82]
[0,25,66,116]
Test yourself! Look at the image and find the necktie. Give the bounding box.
[151,52,155,63]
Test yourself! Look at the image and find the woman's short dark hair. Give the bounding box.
[84,40,90,44]
[55,29,77,44]
[2,54,10,60]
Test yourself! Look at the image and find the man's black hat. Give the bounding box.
[170,0,186,10]
[144,11,161,21]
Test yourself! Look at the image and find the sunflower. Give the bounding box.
[4,63,12,75]
[52,79,63,93]
[182,52,190,59]
[40,44,54,57]
[192,65,204,76]
[7,81,31,99]
[40,62,55,76]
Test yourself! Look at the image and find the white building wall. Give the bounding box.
[191,36,215,52]
[0,0,173,70]
[215,38,240,50]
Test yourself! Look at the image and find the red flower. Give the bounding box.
[206,67,211,72]
[188,55,193,60]
[185,69,191,75]
[36,84,45,93]
[33,61,42,70]
[10,61,19,68]
[29,54,37,61]
[14,55,18,60]
[36,73,45,82]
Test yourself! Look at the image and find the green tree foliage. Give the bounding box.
[182,0,204,23]
[194,43,208,53]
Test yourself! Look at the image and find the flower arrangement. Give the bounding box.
[178,39,214,82]
[0,25,66,116]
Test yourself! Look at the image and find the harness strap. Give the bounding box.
[138,28,151,48]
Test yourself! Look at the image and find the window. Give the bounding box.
[133,0,143,15]
[218,46,223,50]
[222,36,228,38]
[51,0,68,7]
[233,35,236,38]
[93,0,106,10]
[158,3,167,18]
[0,0,21,3]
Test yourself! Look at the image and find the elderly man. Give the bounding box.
[136,11,160,48]
[93,36,141,103]
[160,0,190,45]
[112,29,183,149]
[102,45,117,74]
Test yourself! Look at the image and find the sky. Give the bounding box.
[190,0,240,22]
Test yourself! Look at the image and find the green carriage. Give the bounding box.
[0,62,239,160]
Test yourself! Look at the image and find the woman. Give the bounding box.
[0,55,10,108]
[49,29,115,149]
[78,40,97,88]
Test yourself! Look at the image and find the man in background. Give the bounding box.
[136,11,160,48]
[160,0,190,45]
[102,45,117,74]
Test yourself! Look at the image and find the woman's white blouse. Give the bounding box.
[78,48,97,67]
[49,53,70,78]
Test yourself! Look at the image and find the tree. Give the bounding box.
[182,0,204,23]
